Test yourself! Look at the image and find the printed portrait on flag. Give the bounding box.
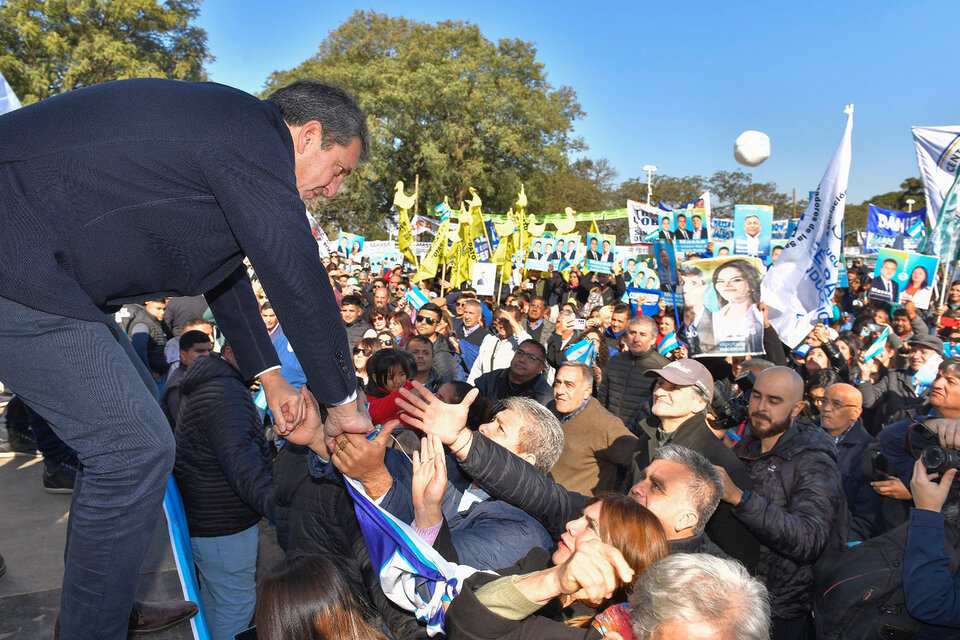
[337,232,365,260]
[673,209,710,254]
[525,237,554,272]
[654,213,673,241]
[899,252,940,309]
[733,204,773,257]
[551,235,581,271]
[681,256,766,357]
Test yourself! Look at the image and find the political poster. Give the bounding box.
[337,232,365,260]
[585,233,617,273]
[472,262,497,297]
[711,218,735,242]
[653,240,679,287]
[626,287,662,317]
[672,209,710,254]
[550,235,581,271]
[768,241,786,266]
[627,200,661,245]
[864,205,925,253]
[733,204,773,257]
[680,256,767,357]
[525,237,554,272]
[868,248,940,309]
[712,241,733,257]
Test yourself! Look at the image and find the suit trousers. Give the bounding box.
[0,296,175,639]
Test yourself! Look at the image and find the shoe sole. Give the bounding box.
[128,612,198,635]
[43,486,74,495]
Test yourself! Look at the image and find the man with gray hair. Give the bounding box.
[396,382,728,558]
[303,394,560,572]
[598,315,669,429]
[549,360,638,496]
[631,553,770,640]
[637,359,759,573]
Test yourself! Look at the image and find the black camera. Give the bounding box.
[920,445,960,476]
[711,371,756,430]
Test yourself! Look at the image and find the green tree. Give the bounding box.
[0,0,211,105]
[264,10,584,238]
[843,177,927,238]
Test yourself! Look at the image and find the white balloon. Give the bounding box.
[734,130,770,167]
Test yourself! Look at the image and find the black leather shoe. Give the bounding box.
[128,600,199,634]
[54,600,198,638]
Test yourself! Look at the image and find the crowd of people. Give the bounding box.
[8,247,960,640]
[3,78,960,640]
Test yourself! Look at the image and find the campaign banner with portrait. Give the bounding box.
[337,232,365,260]
[524,237,554,272]
[585,233,617,273]
[710,218,735,242]
[627,200,661,245]
[680,256,767,357]
[733,204,773,257]
[712,241,733,258]
[868,248,940,309]
[625,287,662,317]
[472,262,497,297]
[550,235,581,271]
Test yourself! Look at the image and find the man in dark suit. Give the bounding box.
[672,213,691,240]
[690,214,708,240]
[0,78,373,638]
[871,258,900,302]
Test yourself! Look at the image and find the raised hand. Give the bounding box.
[412,434,447,528]
[555,538,634,606]
[396,381,477,446]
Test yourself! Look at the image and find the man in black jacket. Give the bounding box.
[0,78,373,637]
[637,359,760,573]
[174,345,280,640]
[598,316,669,430]
[717,367,846,640]
[474,339,553,405]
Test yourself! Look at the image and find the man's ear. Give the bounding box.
[791,401,806,420]
[518,451,537,468]
[676,509,698,535]
[296,120,323,155]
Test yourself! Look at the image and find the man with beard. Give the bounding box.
[715,366,846,640]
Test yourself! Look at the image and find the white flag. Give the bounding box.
[761,106,853,348]
[0,71,21,115]
[913,125,960,228]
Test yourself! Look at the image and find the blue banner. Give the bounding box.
[865,205,925,253]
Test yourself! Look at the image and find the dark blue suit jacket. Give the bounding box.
[0,79,354,403]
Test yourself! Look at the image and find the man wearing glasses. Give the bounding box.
[473,339,553,405]
[819,383,877,541]
[413,303,459,380]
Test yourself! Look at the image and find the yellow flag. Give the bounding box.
[397,207,418,267]
[589,218,600,236]
[414,217,449,281]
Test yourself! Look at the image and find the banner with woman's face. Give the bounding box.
[679,256,767,357]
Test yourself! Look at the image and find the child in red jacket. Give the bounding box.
[364,348,417,426]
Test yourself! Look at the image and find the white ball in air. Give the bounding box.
[734,130,770,167]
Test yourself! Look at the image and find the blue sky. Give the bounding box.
[196,0,959,208]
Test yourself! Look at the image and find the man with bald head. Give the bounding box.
[715,366,846,639]
[820,383,878,541]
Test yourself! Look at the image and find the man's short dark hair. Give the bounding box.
[406,335,433,352]
[340,294,365,308]
[517,338,547,360]
[419,302,442,317]
[882,258,898,268]
[892,308,909,319]
[180,330,211,353]
[530,296,547,306]
[259,302,272,312]
[267,80,369,161]
[612,302,631,316]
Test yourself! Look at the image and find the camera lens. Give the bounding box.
[922,446,948,474]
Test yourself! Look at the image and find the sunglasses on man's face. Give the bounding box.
[415,316,438,326]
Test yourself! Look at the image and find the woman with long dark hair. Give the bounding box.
[255,554,388,640]
[711,259,764,354]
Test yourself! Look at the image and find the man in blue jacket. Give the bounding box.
[0,78,373,638]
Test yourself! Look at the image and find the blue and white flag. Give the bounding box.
[344,476,481,636]
[405,286,430,311]
[913,125,960,229]
[564,338,598,366]
[862,327,890,362]
[0,71,21,115]
[658,331,679,355]
[913,354,944,395]
[761,106,853,348]
[907,217,925,239]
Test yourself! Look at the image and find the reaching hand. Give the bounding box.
[871,477,913,500]
[714,465,744,505]
[412,434,447,528]
[911,458,958,512]
[324,390,375,448]
[396,381,477,446]
[331,422,395,499]
[280,386,326,453]
[556,538,634,605]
